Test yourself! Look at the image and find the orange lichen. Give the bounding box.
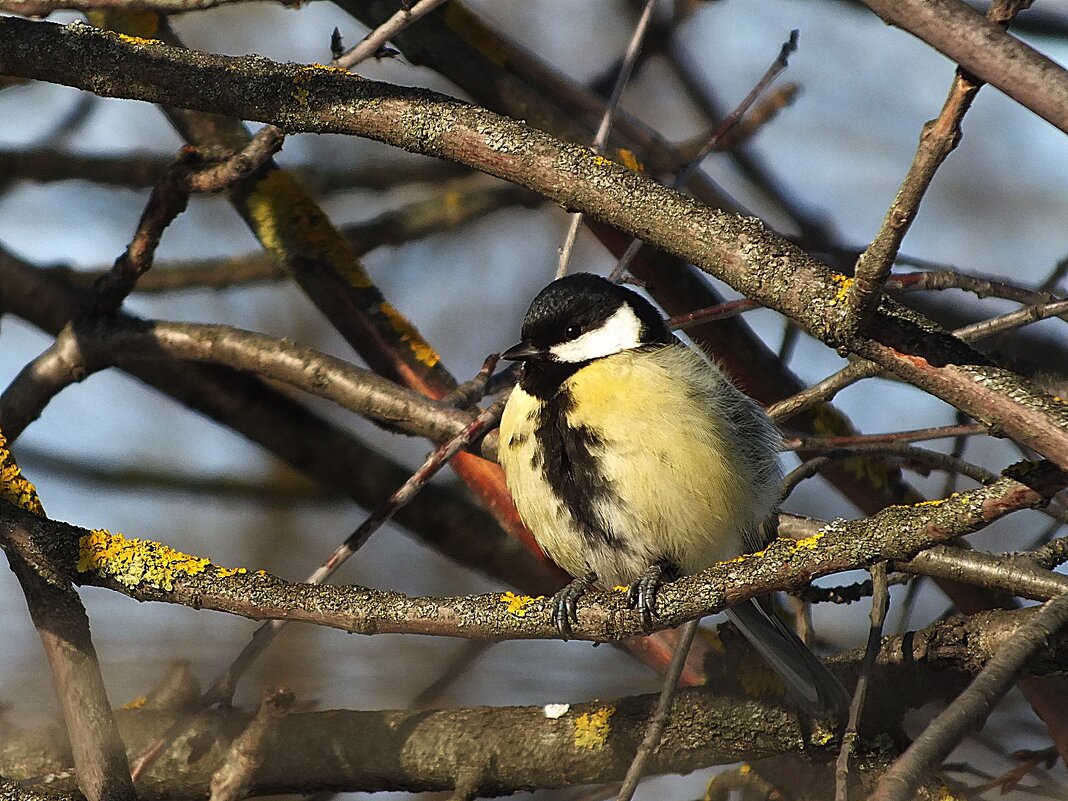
[0,429,44,517]
[245,171,370,284]
[304,62,350,75]
[791,532,825,551]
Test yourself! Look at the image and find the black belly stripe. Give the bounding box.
[534,387,621,548]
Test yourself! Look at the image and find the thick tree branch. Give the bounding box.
[0,686,837,800]
[1,18,1065,470]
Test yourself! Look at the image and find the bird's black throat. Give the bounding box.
[518,358,590,400]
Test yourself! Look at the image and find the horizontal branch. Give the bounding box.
[2,603,1064,798]
[0,683,837,798]
[3,462,1063,643]
[1,18,1065,470]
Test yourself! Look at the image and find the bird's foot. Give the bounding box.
[551,572,597,640]
[626,559,680,629]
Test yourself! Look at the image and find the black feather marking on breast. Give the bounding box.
[534,387,621,548]
[519,359,587,400]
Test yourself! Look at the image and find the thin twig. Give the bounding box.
[844,0,1038,337]
[889,269,1061,307]
[615,618,700,801]
[871,594,1068,801]
[782,423,984,451]
[332,0,449,71]
[835,562,889,801]
[556,0,658,278]
[608,30,799,283]
[769,296,1068,421]
[664,298,760,330]
[780,443,997,500]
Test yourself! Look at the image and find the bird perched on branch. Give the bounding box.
[498,272,846,716]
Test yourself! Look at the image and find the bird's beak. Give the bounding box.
[501,340,549,361]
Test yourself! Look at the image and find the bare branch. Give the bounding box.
[857,0,1067,134]
[871,593,1068,801]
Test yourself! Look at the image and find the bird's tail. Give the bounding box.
[725,599,849,717]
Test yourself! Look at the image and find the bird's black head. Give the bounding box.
[502,273,672,365]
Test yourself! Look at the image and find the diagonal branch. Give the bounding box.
[2,17,1065,470]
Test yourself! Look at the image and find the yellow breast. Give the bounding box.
[499,346,778,584]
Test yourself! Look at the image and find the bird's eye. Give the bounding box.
[565,325,579,338]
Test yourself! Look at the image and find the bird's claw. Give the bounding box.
[551,572,596,641]
[626,560,678,630]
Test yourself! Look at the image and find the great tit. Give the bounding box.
[498,272,847,716]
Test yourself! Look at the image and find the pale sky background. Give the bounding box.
[2,1,1068,797]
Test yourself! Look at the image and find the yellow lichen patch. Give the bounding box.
[380,301,442,369]
[245,170,371,288]
[122,696,147,710]
[304,62,350,76]
[589,154,612,168]
[0,429,44,517]
[76,529,209,591]
[791,531,825,551]
[841,454,894,491]
[827,272,854,306]
[442,190,464,221]
[616,149,644,172]
[116,32,164,46]
[810,727,835,746]
[911,496,951,508]
[499,591,539,617]
[938,784,964,801]
[612,585,629,593]
[216,566,248,578]
[719,546,766,565]
[573,706,612,749]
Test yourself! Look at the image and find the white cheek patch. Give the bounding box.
[549,304,644,363]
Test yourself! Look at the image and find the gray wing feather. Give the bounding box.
[726,599,849,717]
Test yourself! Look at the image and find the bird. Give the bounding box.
[497,272,847,716]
